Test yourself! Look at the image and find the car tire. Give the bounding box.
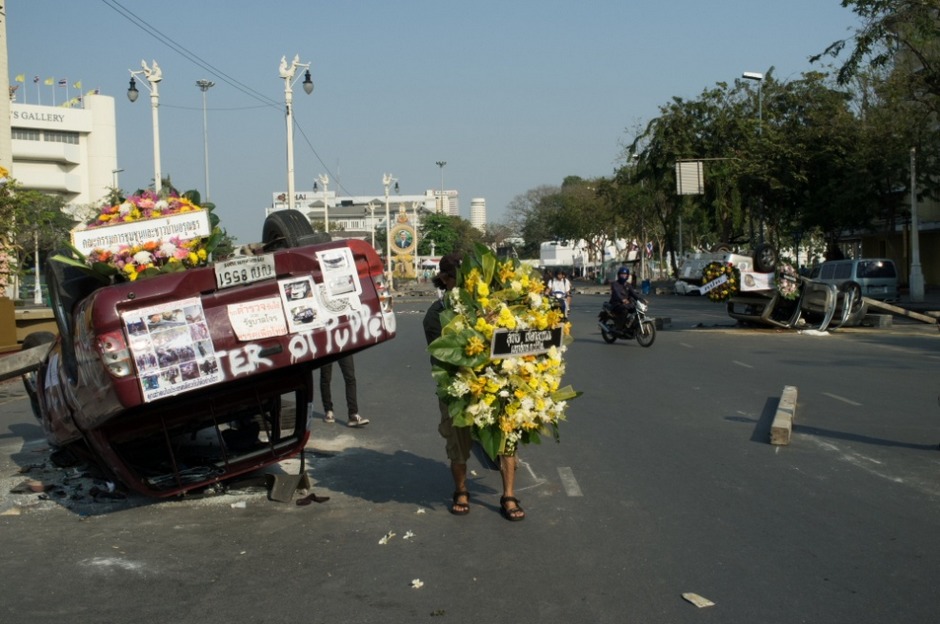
[753,243,778,273]
[21,331,55,418]
[262,210,319,249]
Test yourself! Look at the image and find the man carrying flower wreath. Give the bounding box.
[423,253,526,520]
[424,246,580,521]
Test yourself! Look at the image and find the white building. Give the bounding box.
[470,197,486,232]
[10,94,118,208]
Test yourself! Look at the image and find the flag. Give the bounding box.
[14,74,24,83]
[44,77,53,86]
[32,76,39,83]
[72,80,82,90]
[57,79,67,87]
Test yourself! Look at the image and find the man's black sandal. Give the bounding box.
[450,491,470,515]
[500,496,525,521]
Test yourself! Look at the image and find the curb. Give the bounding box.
[770,385,798,445]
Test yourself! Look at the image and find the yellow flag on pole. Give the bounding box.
[44,77,53,86]
[72,80,82,90]
[14,74,24,83]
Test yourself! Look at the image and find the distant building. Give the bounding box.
[470,197,486,232]
[10,95,118,209]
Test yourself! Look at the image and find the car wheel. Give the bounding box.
[262,210,319,249]
[753,243,778,273]
[21,331,55,418]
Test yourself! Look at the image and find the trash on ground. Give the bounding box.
[682,592,715,608]
[410,578,424,589]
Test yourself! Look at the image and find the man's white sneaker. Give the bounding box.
[323,410,335,423]
[347,414,369,428]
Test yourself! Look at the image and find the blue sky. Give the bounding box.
[7,0,861,244]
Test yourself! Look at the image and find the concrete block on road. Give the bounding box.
[770,385,798,446]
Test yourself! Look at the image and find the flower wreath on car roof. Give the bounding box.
[701,261,740,303]
[427,244,581,460]
[52,188,223,283]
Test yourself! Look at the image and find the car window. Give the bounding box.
[834,263,852,280]
[857,261,896,279]
[820,264,836,279]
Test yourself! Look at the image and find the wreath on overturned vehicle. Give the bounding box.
[774,262,801,300]
[52,189,223,284]
[701,261,740,303]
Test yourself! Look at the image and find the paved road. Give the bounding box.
[1,292,938,623]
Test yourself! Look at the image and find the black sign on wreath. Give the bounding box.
[490,327,564,358]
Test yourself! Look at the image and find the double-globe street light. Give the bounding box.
[127,60,163,193]
[196,79,214,201]
[278,55,313,211]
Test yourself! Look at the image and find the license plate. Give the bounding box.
[214,254,277,289]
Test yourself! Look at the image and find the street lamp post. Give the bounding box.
[743,71,764,242]
[317,174,330,232]
[383,173,398,288]
[278,55,313,211]
[742,71,763,136]
[909,147,925,302]
[435,160,446,213]
[366,201,377,248]
[127,60,163,192]
[412,202,420,278]
[196,79,214,201]
[111,168,124,189]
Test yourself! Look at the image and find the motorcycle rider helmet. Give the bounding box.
[617,266,630,276]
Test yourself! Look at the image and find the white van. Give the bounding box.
[811,258,899,301]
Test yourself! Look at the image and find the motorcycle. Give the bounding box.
[598,299,656,347]
[549,290,569,318]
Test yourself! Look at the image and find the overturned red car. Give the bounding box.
[21,210,395,497]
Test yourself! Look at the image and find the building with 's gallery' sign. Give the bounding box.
[10,94,118,208]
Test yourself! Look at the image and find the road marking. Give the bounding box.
[732,360,753,368]
[557,466,583,497]
[679,342,694,348]
[822,392,862,406]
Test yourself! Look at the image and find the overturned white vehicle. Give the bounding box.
[679,246,867,331]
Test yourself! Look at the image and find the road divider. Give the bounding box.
[771,385,798,445]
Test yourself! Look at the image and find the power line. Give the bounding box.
[102,0,353,197]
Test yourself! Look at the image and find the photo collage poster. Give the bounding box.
[122,297,224,403]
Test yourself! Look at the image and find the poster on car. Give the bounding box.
[121,297,224,402]
[278,275,324,333]
[227,296,289,341]
[315,247,363,314]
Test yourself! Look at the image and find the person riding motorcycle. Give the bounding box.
[546,269,572,316]
[609,266,644,328]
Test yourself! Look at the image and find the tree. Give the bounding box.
[813,0,940,112]
[418,212,482,257]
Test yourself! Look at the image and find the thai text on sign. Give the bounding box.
[490,327,564,358]
[71,211,212,253]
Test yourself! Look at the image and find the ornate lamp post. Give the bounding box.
[196,79,214,201]
[127,60,163,192]
[278,55,313,210]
